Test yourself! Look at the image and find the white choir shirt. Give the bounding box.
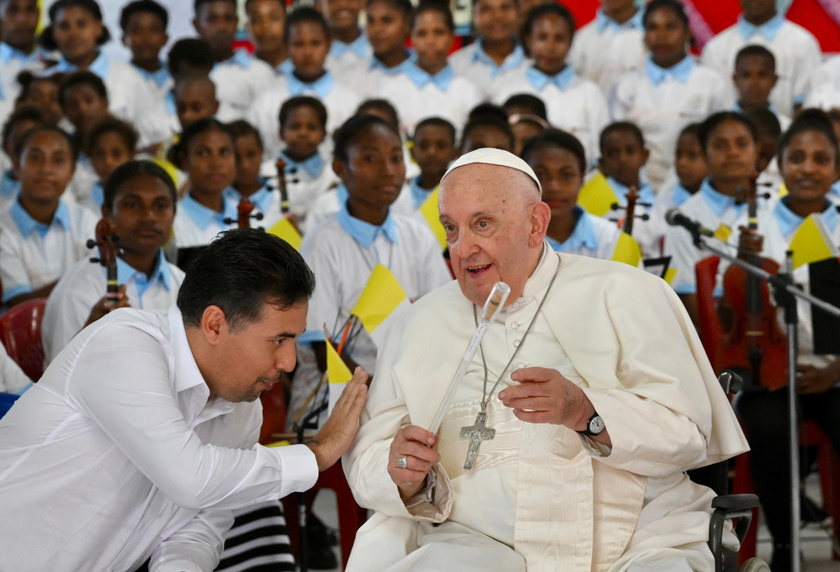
[260,152,339,225]
[0,198,98,303]
[172,191,239,248]
[68,155,100,212]
[804,56,840,111]
[567,8,646,97]
[247,70,361,160]
[545,207,621,260]
[341,55,417,102]
[42,250,185,365]
[326,34,373,86]
[448,41,529,99]
[491,65,609,164]
[210,49,277,121]
[128,63,179,148]
[699,14,821,117]
[304,181,419,234]
[610,57,732,191]
[378,63,482,138]
[663,178,771,295]
[0,341,32,394]
[0,306,319,571]
[0,42,48,102]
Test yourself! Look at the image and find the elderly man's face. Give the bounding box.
[439,164,548,307]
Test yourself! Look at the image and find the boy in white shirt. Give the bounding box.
[731,45,790,131]
[246,0,290,75]
[0,0,47,102]
[319,0,372,82]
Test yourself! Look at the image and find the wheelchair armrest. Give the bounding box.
[712,494,759,511]
[709,494,760,571]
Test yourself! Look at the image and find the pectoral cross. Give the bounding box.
[460,411,495,470]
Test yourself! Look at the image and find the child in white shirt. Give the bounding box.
[245,0,290,75]
[0,0,46,102]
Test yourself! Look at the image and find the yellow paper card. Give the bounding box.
[578,172,620,217]
[419,187,447,250]
[352,264,408,333]
[610,232,642,267]
[267,217,303,251]
[326,341,353,385]
[789,214,837,269]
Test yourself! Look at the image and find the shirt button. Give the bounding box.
[513,339,521,348]
[517,363,526,369]
[511,322,520,330]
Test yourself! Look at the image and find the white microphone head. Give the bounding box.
[480,282,510,323]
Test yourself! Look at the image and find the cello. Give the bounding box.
[715,178,787,390]
[86,218,121,308]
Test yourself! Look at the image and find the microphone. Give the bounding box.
[665,208,715,238]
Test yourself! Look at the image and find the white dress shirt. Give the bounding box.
[448,41,529,99]
[0,306,318,571]
[172,192,239,248]
[211,50,277,121]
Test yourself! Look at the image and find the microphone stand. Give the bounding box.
[681,226,840,572]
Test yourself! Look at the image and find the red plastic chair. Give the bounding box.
[0,298,47,382]
[259,381,289,446]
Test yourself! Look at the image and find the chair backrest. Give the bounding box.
[0,298,47,382]
[695,255,723,366]
[259,381,288,445]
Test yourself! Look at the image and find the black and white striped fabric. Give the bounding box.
[215,500,295,572]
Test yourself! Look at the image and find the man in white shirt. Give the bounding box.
[0,228,368,572]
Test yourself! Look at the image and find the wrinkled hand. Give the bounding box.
[85,285,130,327]
[388,425,439,500]
[499,367,593,430]
[306,367,369,471]
[797,364,838,395]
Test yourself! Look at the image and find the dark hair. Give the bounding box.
[414,117,456,144]
[279,96,328,130]
[85,116,139,157]
[460,115,515,152]
[825,108,840,125]
[502,93,547,121]
[777,108,840,167]
[333,114,401,163]
[40,0,111,51]
[15,125,79,163]
[734,44,775,70]
[284,6,330,43]
[356,99,400,131]
[678,122,702,143]
[2,106,46,152]
[168,117,232,169]
[15,71,64,104]
[599,121,646,154]
[742,107,781,140]
[522,3,575,42]
[245,0,286,12]
[177,228,316,331]
[59,71,108,109]
[467,102,509,124]
[119,0,169,32]
[412,1,454,32]
[103,159,177,209]
[366,0,413,18]
[167,38,215,77]
[194,0,236,17]
[697,111,758,151]
[226,119,263,148]
[520,128,586,175]
[643,0,688,28]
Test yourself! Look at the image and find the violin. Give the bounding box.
[715,177,787,390]
[610,185,650,235]
[224,196,263,229]
[86,218,121,308]
[275,157,291,217]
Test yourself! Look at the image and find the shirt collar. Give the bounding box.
[133,62,171,88]
[329,34,370,59]
[116,249,173,292]
[369,52,415,75]
[472,41,525,77]
[280,150,325,180]
[645,55,694,85]
[699,178,745,217]
[336,197,398,247]
[0,42,43,65]
[91,181,104,208]
[55,51,110,78]
[526,65,574,91]
[409,175,436,209]
[595,8,643,33]
[164,89,176,115]
[224,181,275,214]
[180,191,238,229]
[606,176,655,205]
[219,49,253,69]
[286,70,334,99]
[775,198,840,236]
[404,62,454,90]
[733,101,780,116]
[0,170,19,200]
[546,206,599,252]
[276,58,294,75]
[737,13,785,42]
[10,197,71,237]
[673,183,693,207]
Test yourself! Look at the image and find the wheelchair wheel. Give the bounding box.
[739,557,771,572]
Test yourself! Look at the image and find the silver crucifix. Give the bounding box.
[460,411,496,470]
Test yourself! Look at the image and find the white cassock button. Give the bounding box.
[511,322,520,330]
[517,363,526,369]
[513,339,521,348]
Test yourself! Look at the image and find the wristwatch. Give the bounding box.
[580,411,605,437]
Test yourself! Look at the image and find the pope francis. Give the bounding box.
[343,148,749,571]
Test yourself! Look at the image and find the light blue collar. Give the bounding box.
[673,183,693,207]
[222,49,254,69]
[180,190,238,229]
[10,197,71,238]
[733,101,780,116]
[55,51,110,79]
[164,90,176,115]
[737,13,785,42]
[404,62,454,90]
[594,8,643,33]
[409,176,435,209]
[369,52,415,75]
[830,180,840,202]
[91,181,104,208]
[286,70,334,99]
[280,151,325,180]
[775,198,839,236]
[336,195,398,247]
[276,59,293,75]
[472,41,525,77]
[645,55,694,85]
[132,62,171,88]
[116,249,173,295]
[330,34,370,59]
[546,207,599,252]
[606,176,655,205]
[699,178,745,217]
[0,170,19,201]
[526,65,574,91]
[225,181,275,214]
[0,43,43,65]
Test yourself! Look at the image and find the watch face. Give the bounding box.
[589,415,605,435]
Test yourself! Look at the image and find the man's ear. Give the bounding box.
[201,305,228,345]
[529,201,551,248]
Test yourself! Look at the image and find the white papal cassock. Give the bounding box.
[344,247,748,571]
